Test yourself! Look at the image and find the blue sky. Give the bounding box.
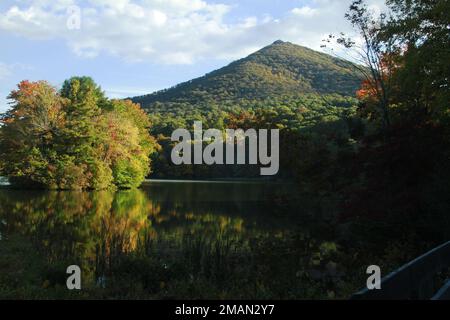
[0,0,385,112]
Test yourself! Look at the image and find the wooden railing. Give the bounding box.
[352,240,450,300]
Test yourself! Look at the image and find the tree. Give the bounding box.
[104,100,158,189]
[382,0,450,123]
[0,81,67,188]
[324,0,399,131]
[0,78,157,190]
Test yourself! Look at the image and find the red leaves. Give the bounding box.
[356,79,378,101]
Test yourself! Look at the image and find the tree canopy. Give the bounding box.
[0,77,157,190]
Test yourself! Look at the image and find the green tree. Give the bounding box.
[0,78,157,190]
[0,81,67,188]
[383,0,450,123]
[104,100,158,188]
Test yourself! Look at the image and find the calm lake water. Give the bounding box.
[0,180,421,299]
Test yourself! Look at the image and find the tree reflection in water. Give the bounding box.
[0,181,444,299]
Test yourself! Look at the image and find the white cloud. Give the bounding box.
[105,86,162,99]
[0,0,387,64]
[291,7,317,17]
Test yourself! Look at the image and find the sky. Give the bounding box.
[0,0,386,112]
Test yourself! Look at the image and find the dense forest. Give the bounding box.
[131,41,363,179]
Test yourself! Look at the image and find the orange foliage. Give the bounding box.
[356,79,379,102]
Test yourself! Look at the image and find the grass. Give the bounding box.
[0,231,361,299]
[0,234,86,299]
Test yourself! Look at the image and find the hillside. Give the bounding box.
[131,40,362,111]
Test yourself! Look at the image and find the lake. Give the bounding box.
[0,180,437,299]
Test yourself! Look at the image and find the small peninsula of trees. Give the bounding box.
[0,77,157,190]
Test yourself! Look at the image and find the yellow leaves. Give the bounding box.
[102,112,140,162]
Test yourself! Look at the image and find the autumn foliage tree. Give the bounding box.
[0,77,157,190]
[322,0,402,131]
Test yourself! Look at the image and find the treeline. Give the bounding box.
[0,77,157,190]
[147,93,361,179]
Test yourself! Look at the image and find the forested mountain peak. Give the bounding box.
[131,40,362,111]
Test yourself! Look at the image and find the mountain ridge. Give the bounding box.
[131,40,362,111]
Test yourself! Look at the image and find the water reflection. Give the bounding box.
[0,181,446,299]
[2,181,331,298]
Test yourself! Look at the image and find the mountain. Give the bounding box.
[131,40,362,111]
